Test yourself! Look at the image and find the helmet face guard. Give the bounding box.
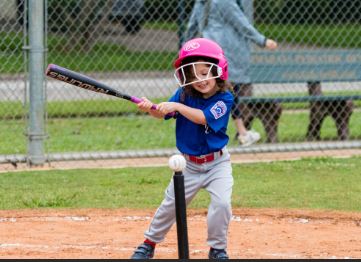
[173,38,228,82]
[173,62,223,87]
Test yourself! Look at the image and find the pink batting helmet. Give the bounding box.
[173,38,228,80]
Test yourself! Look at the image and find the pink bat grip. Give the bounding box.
[130,96,176,118]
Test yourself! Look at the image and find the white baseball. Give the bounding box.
[168,154,186,172]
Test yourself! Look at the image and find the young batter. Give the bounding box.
[131,38,234,260]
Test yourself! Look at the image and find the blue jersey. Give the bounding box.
[166,88,234,156]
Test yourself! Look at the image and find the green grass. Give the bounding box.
[45,115,176,152]
[46,42,176,73]
[0,156,360,211]
[1,109,361,155]
[0,34,176,74]
[231,157,361,211]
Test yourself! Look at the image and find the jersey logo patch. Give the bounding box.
[210,101,227,119]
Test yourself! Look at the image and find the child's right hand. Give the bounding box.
[137,97,154,113]
[157,102,179,115]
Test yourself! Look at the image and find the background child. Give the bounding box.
[131,38,234,260]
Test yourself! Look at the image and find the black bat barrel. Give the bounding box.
[173,171,189,259]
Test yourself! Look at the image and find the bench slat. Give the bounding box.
[238,95,361,103]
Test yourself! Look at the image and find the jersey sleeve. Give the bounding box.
[203,92,234,133]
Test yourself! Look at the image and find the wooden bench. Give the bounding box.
[238,86,361,142]
[306,81,354,141]
[237,49,361,142]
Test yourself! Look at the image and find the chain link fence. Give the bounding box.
[0,0,360,168]
[0,0,28,162]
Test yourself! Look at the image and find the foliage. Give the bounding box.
[144,0,195,21]
[254,0,360,24]
[256,23,361,49]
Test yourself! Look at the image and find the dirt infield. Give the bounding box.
[1,208,361,259]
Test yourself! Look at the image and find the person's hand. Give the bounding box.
[137,97,154,113]
[157,102,179,115]
[265,39,278,50]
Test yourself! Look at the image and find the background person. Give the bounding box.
[185,0,278,146]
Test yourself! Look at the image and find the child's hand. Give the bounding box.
[157,102,178,115]
[137,97,154,113]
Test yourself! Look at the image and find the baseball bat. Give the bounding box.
[45,64,175,117]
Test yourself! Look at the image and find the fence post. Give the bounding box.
[27,0,46,166]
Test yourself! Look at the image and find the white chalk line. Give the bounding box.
[0,215,340,225]
[0,243,208,256]
[0,242,175,253]
[0,215,153,223]
[0,243,292,258]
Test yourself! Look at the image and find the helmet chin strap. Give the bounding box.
[217,67,223,76]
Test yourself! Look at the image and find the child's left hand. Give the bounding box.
[157,102,178,115]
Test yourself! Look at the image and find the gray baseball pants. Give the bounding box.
[144,148,233,249]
